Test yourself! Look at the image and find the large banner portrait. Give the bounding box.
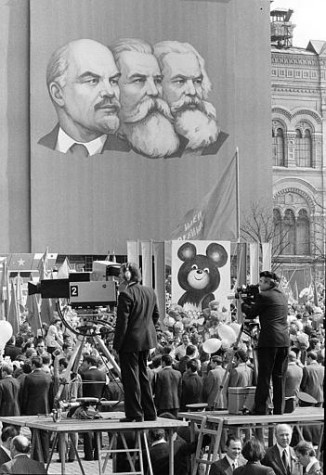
[171,240,231,311]
[27,0,272,254]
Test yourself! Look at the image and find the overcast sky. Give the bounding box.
[271,0,326,47]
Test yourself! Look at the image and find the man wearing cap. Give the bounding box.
[228,349,253,388]
[242,271,290,415]
[205,355,226,410]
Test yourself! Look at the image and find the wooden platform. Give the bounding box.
[0,412,189,475]
[178,407,324,475]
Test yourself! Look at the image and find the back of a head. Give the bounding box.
[31,355,43,368]
[121,262,142,283]
[162,354,172,366]
[149,428,165,443]
[1,362,13,375]
[241,438,265,462]
[1,426,19,443]
[235,349,248,363]
[42,354,51,365]
[185,344,196,357]
[84,355,98,367]
[186,359,199,373]
[11,435,30,454]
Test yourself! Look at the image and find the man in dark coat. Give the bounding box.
[155,354,182,417]
[21,356,53,462]
[180,359,203,411]
[3,337,22,361]
[79,355,107,461]
[113,262,159,422]
[0,435,46,474]
[0,427,19,468]
[242,271,290,415]
[0,363,20,420]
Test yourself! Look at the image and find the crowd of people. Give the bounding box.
[0,266,324,474]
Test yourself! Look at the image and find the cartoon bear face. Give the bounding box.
[177,242,228,295]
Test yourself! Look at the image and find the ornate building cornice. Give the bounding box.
[271,54,318,67]
[272,86,320,94]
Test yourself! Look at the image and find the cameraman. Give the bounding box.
[241,271,290,415]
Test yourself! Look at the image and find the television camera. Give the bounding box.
[27,261,121,337]
[231,284,260,340]
[234,283,260,304]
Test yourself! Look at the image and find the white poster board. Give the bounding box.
[171,240,231,311]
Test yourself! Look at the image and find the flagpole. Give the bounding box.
[235,147,241,242]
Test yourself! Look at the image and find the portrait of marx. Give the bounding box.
[38,37,227,158]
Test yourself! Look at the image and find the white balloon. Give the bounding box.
[0,321,13,347]
[217,324,237,345]
[229,322,241,337]
[202,338,222,354]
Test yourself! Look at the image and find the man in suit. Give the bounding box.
[242,271,290,415]
[3,337,22,361]
[180,359,203,411]
[38,38,129,156]
[0,427,19,468]
[300,351,324,406]
[284,351,303,400]
[153,40,228,157]
[0,435,46,474]
[210,435,243,474]
[204,355,226,410]
[228,349,253,388]
[113,262,159,422]
[21,356,53,462]
[262,424,298,475]
[79,355,107,461]
[154,354,182,417]
[0,363,20,420]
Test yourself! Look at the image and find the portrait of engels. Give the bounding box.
[38,37,228,158]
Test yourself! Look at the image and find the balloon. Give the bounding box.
[0,321,13,347]
[229,322,242,337]
[202,338,222,354]
[217,324,237,346]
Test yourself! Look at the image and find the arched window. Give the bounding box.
[295,128,312,167]
[297,209,310,255]
[272,128,285,166]
[283,209,295,255]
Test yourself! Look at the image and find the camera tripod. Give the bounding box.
[214,317,259,412]
[54,304,122,410]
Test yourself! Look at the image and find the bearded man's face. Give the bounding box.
[117,50,180,157]
[159,51,219,150]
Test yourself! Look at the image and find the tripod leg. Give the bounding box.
[54,336,85,404]
[93,334,121,377]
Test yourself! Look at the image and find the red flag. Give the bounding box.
[57,257,71,279]
[38,249,49,280]
[0,259,9,319]
[26,293,42,335]
[171,153,237,241]
[8,280,20,335]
